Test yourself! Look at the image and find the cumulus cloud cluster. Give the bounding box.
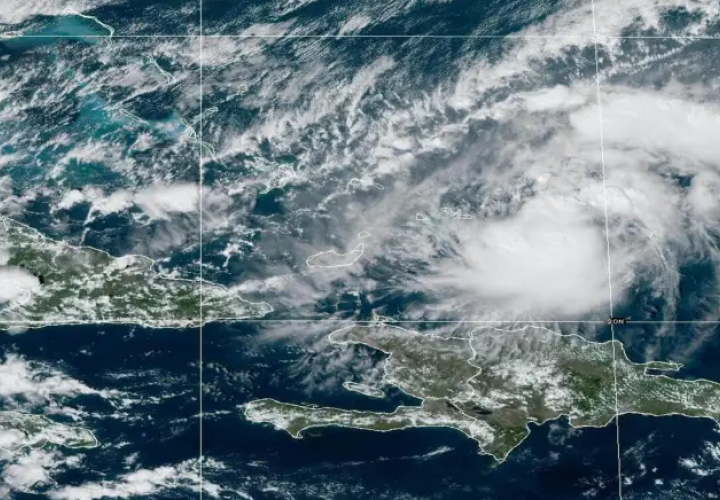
[399,78,720,319]
[47,458,228,500]
[0,0,112,25]
[0,448,66,493]
[396,78,720,320]
[56,183,202,223]
[421,195,613,317]
[0,354,110,406]
[0,267,40,305]
[0,453,229,499]
[214,0,720,323]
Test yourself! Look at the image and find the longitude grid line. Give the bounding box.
[589,1,623,498]
[198,0,204,496]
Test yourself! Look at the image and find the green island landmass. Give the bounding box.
[243,325,720,462]
[0,217,272,327]
[0,412,98,454]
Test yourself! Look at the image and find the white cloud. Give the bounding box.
[47,459,225,500]
[69,188,132,217]
[0,429,26,452]
[246,64,720,320]
[522,85,587,113]
[679,439,720,477]
[0,177,38,217]
[0,354,107,405]
[1,448,62,492]
[582,88,720,167]
[592,0,720,35]
[199,24,293,67]
[688,171,720,223]
[0,267,40,304]
[338,15,372,35]
[56,189,87,211]
[133,184,199,220]
[419,196,612,316]
[56,183,202,223]
[7,0,710,323]
[402,79,720,318]
[0,0,113,25]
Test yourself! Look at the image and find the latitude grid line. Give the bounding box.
[4,34,720,39]
[4,319,720,324]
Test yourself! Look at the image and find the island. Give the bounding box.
[0,217,272,327]
[244,325,720,462]
[342,381,385,399]
[305,243,364,268]
[0,412,98,454]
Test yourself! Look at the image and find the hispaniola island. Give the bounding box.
[1,0,720,498]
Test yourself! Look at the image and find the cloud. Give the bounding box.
[226,20,720,321]
[679,438,720,477]
[418,196,613,317]
[401,78,720,319]
[0,354,108,406]
[0,177,38,217]
[290,337,386,394]
[133,184,199,220]
[0,267,40,304]
[7,0,713,324]
[1,449,62,492]
[0,0,113,25]
[592,0,720,35]
[58,183,201,223]
[47,459,225,500]
[338,15,372,35]
[581,87,720,168]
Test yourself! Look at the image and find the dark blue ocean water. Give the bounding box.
[1,323,718,499]
[0,325,200,499]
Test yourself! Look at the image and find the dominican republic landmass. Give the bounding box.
[244,324,720,462]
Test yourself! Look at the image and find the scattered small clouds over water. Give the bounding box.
[47,458,226,500]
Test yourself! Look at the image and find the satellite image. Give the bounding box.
[1,0,720,498]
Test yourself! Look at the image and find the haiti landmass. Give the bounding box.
[244,325,720,462]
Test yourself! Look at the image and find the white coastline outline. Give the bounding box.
[305,243,365,269]
[60,8,115,39]
[342,381,386,399]
[243,324,720,464]
[0,216,272,327]
[0,411,100,457]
